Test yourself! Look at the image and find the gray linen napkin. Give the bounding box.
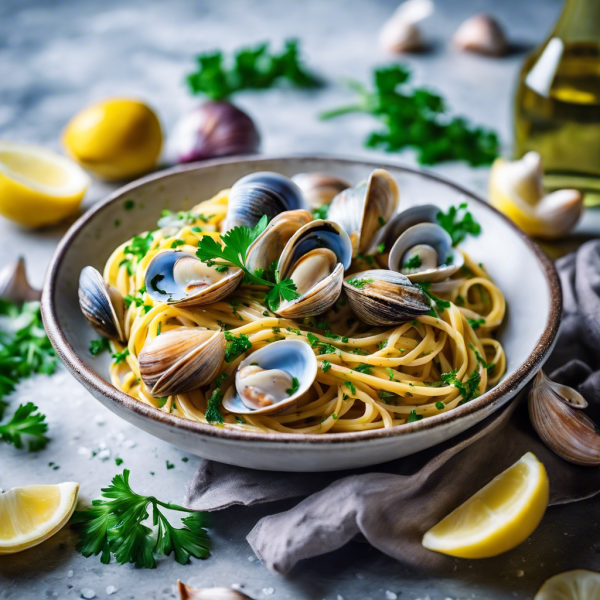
[185,240,600,575]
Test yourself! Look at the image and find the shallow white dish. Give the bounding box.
[41,156,561,472]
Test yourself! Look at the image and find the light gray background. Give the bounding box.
[1,0,599,599]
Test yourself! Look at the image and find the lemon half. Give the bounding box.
[535,570,600,600]
[0,482,79,554]
[0,142,89,228]
[422,452,549,558]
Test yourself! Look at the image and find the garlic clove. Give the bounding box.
[379,0,434,53]
[0,257,41,304]
[488,152,584,239]
[178,581,254,600]
[528,370,600,467]
[453,14,508,57]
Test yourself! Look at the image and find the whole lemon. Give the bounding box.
[63,98,162,181]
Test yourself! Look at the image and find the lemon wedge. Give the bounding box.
[422,452,549,558]
[0,482,79,554]
[0,142,89,228]
[535,570,600,600]
[63,98,162,181]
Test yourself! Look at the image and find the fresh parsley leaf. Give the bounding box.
[404,254,422,269]
[223,332,252,363]
[0,402,48,451]
[321,65,499,167]
[418,282,451,317]
[214,372,229,387]
[286,377,300,396]
[90,337,110,356]
[346,278,373,289]
[435,401,445,410]
[307,332,338,355]
[353,363,372,374]
[120,233,154,275]
[312,205,329,220]
[205,388,224,424]
[467,317,486,330]
[437,203,482,246]
[344,381,356,395]
[386,367,395,381]
[71,469,211,568]
[441,369,481,403]
[406,409,423,423]
[469,343,494,372]
[187,39,320,100]
[112,349,130,364]
[321,360,332,372]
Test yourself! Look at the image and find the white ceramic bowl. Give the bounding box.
[41,156,561,471]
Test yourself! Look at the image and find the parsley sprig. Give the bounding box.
[321,65,499,166]
[441,369,481,404]
[72,470,211,568]
[0,402,48,451]
[196,216,300,311]
[187,39,320,100]
[436,203,482,246]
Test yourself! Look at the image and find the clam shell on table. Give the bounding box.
[78,266,126,342]
[221,172,309,232]
[139,327,226,397]
[342,269,430,326]
[388,222,464,283]
[145,251,243,307]
[328,169,399,257]
[291,172,351,210]
[275,220,352,318]
[222,339,317,416]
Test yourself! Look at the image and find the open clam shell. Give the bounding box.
[245,209,312,273]
[145,251,243,307]
[328,169,399,257]
[343,269,430,326]
[78,266,125,341]
[388,222,464,283]
[222,339,317,416]
[139,327,226,397]
[275,220,352,318]
[222,172,309,232]
[291,172,351,210]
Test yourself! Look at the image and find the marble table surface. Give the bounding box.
[1,0,599,599]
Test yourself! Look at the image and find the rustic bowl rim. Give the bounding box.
[41,154,562,445]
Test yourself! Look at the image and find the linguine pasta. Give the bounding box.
[104,190,506,434]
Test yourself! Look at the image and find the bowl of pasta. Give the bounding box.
[41,156,561,471]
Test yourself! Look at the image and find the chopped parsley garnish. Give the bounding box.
[90,337,111,356]
[321,360,332,372]
[71,469,211,568]
[156,398,168,409]
[205,388,224,424]
[344,381,356,395]
[418,282,451,317]
[286,377,300,396]
[441,369,481,404]
[435,401,445,410]
[214,372,229,387]
[312,205,329,220]
[150,274,167,295]
[320,65,499,166]
[404,254,422,269]
[196,215,300,311]
[112,349,130,364]
[124,199,135,211]
[386,367,395,381]
[406,410,423,423]
[349,348,369,355]
[170,239,185,249]
[120,233,154,275]
[379,340,388,350]
[262,311,269,317]
[286,327,301,335]
[325,331,340,340]
[223,332,252,362]
[124,289,145,309]
[346,277,373,289]
[467,317,486,330]
[215,265,229,273]
[234,416,246,424]
[376,243,386,254]
[378,390,397,400]
[469,343,495,372]
[353,363,372,374]
[436,203,482,246]
[187,39,320,100]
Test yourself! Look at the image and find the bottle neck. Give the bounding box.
[553,0,600,40]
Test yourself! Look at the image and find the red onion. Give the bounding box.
[171,101,260,164]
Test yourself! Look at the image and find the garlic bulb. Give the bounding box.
[379,0,434,53]
[488,152,583,239]
[0,257,41,303]
[171,101,260,164]
[178,581,254,600]
[528,370,600,467]
[453,14,508,56]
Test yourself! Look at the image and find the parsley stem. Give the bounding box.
[320,104,367,120]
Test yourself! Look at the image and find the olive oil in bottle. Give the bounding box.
[514,0,600,206]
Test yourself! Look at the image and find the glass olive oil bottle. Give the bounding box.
[514,0,600,205]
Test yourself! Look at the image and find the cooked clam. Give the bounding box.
[0,257,41,303]
[388,222,464,283]
[291,172,351,210]
[528,370,600,466]
[275,220,352,318]
[222,172,309,232]
[328,169,399,257]
[78,266,126,341]
[222,339,317,415]
[343,269,430,326]
[145,251,243,307]
[139,327,226,397]
[245,209,312,273]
